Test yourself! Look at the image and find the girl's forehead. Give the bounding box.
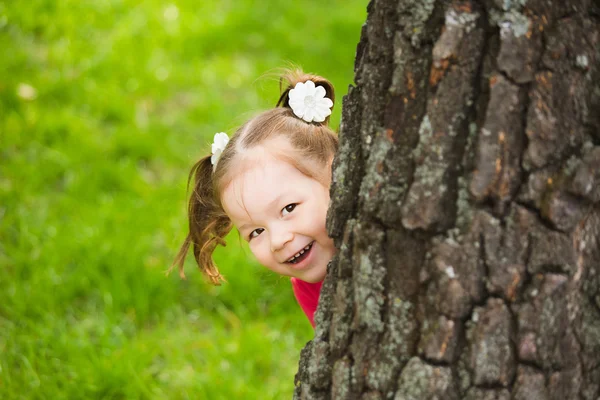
[223,138,302,185]
[228,156,301,194]
[231,148,288,180]
[221,157,305,221]
[226,139,284,170]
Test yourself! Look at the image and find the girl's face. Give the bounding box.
[221,150,335,283]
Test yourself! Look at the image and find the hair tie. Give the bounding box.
[211,132,229,168]
[288,81,333,123]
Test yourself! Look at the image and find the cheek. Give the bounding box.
[249,242,263,258]
[316,200,329,231]
[249,241,271,264]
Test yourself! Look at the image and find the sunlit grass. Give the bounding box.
[0,0,366,398]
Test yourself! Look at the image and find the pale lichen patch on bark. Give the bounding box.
[395,0,439,48]
[352,224,386,332]
[465,387,511,400]
[469,298,516,387]
[331,356,353,400]
[394,357,459,400]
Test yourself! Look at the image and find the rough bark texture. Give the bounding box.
[295,0,600,399]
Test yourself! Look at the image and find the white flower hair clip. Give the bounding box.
[288,80,333,123]
[211,132,229,168]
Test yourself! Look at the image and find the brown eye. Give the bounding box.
[249,228,264,240]
[282,204,297,216]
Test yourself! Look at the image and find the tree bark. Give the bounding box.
[295,0,600,399]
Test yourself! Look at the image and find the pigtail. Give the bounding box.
[276,69,336,126]
[170,155,232,285]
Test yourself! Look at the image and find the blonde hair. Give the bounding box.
[171,69,339,284]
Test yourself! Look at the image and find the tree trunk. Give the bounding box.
[294,0,600,399]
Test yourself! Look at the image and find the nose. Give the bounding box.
[270,223,294,253]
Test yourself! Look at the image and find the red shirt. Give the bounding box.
[290,278,323,328]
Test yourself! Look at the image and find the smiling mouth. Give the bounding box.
[286,241,314,264]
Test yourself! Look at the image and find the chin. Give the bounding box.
[300,268,327,283]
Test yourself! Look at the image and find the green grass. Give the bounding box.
[0,0,366,398]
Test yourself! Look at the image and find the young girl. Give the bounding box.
[172,69,339,327]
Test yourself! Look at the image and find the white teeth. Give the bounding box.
[286,242,314,263]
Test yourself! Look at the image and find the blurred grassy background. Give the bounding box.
[0,0,366,398]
